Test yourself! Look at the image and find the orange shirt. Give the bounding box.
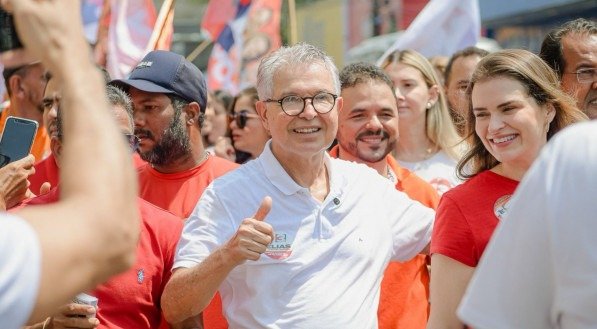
[0,103,50,163]
[329,146,439,329]
[137,154,238,329]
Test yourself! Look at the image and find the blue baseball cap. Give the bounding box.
[110,50,207,112]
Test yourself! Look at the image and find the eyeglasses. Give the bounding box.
[264,92,338,116]
[124,133,140,152]
[565,68,597,84]
[230,110,259,129]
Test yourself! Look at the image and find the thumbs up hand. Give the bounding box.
[222,196,274,266]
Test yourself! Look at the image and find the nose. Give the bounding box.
[488,113,505,133]
[394,87,406,101]
[299,99,317,120]
[133,110,145,128]
[367,115,383,131]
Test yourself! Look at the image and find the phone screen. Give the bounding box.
[0,116,38,167]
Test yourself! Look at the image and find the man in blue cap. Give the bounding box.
[111,50,237,329]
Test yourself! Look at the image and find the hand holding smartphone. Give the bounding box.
[0,116,38,167]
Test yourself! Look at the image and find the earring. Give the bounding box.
[426,102,432,109]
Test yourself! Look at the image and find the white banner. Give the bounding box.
[378,0,480,64]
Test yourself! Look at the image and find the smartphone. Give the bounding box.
[0,116,38,167]
[0,8,22,53]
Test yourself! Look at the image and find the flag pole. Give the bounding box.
[186,39,212,62]
[288,0,298,45]
[146,0,176,52]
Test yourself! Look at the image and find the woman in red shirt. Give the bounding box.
[427,49,587,329]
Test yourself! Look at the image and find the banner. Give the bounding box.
[204,0,281,93]
[204,0,252,93]
[240,0,282,89]
[377,0,480,64]
[105,0,158,79]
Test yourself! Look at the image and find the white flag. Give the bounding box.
[378,0,480,64]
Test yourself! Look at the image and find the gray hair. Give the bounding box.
[256,43,340,100]
[106,85,134,131]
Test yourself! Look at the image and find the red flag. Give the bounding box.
[201,0,250,41]
[205,0,281,93]
[205,0,253,93]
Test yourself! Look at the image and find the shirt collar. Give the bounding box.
[258,140,340,196]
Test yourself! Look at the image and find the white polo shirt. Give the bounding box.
[0,214,40,329]
[175,141,434,329]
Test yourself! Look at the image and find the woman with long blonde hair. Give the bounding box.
[381,49,462,195]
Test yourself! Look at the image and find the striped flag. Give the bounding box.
[204,0,253,93]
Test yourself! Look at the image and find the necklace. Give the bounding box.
[198,151,210,166]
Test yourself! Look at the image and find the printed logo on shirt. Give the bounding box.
[265,232,295,260]
[137,269,144,284]
[493,194,513,220]
[429,177,453,195]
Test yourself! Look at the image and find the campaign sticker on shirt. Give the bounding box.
[493,194,513,220]
[265,232,294,260]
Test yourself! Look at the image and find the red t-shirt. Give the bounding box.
[431,170,519,267]
[24,188,183,329]
[138,154,238,329]
[329,146,439,329]
[137,155,238,219]
[29,153,59,195]
[29,153,146,196]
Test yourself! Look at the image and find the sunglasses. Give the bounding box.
[230,110,259,129]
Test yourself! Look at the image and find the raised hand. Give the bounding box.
[223,196,274,265]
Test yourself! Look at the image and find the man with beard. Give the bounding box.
[1,62,50,161]
[540,18,597,119]
[331,62,438,329]
[111,50,237,329]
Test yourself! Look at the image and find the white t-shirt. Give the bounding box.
[0,214,41,329]
[175,141,434,329]
[399,149,460,195]
[458,121,597,329]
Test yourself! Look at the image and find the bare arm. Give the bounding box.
[3,0,139,323]
[427,254,475,329]
[162,197,273,324]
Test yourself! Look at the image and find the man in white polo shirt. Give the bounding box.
[162,43,434,328]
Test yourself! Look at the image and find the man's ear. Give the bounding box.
[7,75,23,99]
[185,102,201,126]
[255,100,269,131]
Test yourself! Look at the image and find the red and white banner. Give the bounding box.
[104,0,157,79]
[204,0,281,94]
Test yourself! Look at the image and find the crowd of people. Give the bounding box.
[0,0,596,328]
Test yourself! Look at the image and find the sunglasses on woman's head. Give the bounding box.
[230,110,258,129]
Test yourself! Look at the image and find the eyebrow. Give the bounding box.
[472,100,518,112]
